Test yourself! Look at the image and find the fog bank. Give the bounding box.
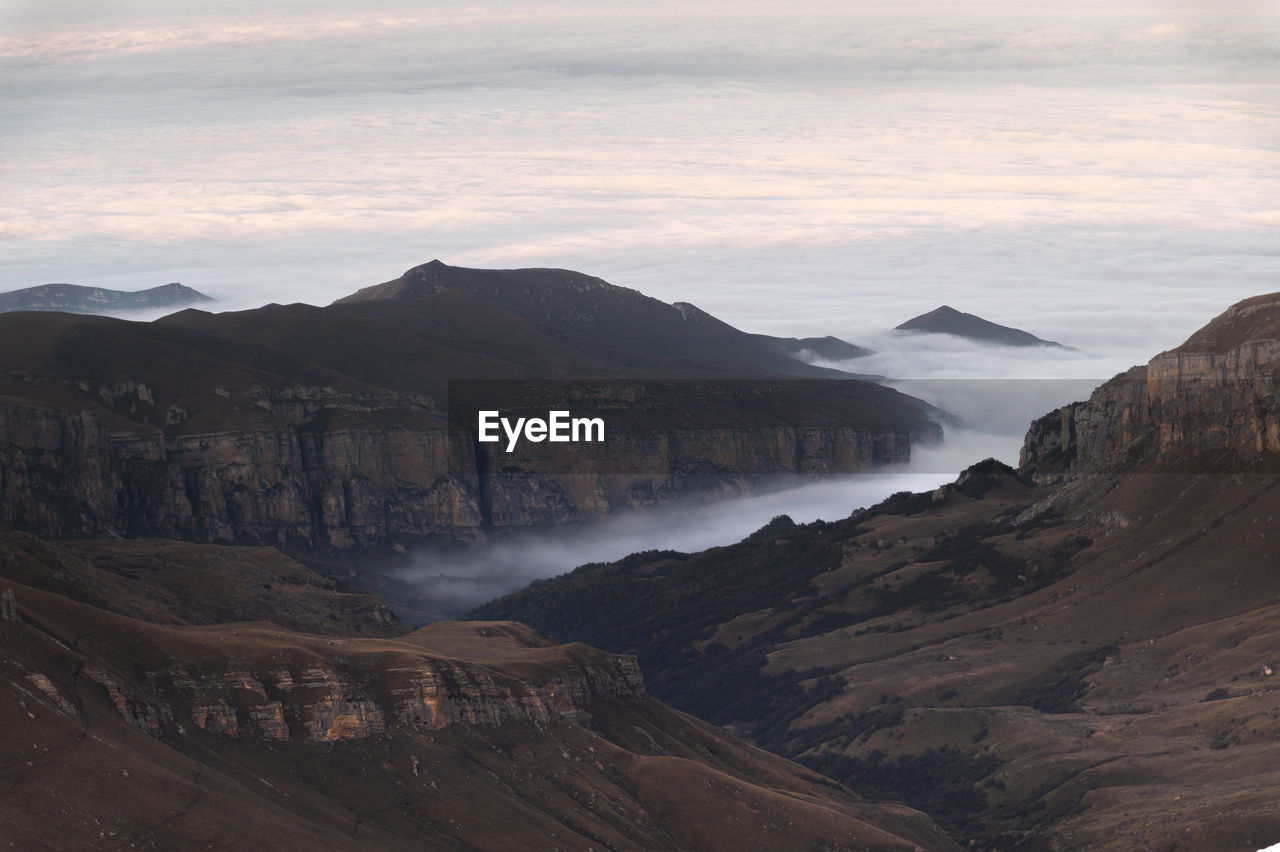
[396,421,1029,611]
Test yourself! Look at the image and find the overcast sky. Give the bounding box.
[2,0,1277,378]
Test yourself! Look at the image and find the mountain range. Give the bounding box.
[0,282,213,314]
[4,261,1277,848]
[0,261,940,618]
[474,292,1280,850]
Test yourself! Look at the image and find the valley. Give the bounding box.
[474,293,1280,849]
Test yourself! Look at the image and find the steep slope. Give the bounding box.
[895,306,1065,348]
[0,547,955,851]
[1022,291,1280,481]
[473,293,1280,851]
[0,262,941,569]
[0,282,213,313]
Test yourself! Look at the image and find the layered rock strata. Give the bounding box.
[1021,294,1280,481]
[0,384,934,552]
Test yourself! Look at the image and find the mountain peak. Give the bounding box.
[332,260,615,305]
[895,305,1064,348]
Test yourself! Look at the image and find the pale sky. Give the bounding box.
[2,0,1277,377]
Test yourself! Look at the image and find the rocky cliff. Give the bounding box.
[472,294,1280,849]
[0,551,956,851]
[74,618,646,744]
[0,262,943,555]
[3,534,641,739]
[0,384,934,552]
[0,389,479,549]
[1021,292,1280,481]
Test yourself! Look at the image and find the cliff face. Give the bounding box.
[0,381,936,553]
[0,567,956,851]
[3,537,642,741]
[6,572,644,744]
[0,261,942,555]
[81,625,646,744]
[1021,293,1280,482]
[0,393,478,549]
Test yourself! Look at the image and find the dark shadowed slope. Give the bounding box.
[331,260,857,379]
[0,536,957,851]
[474,293,1280,851]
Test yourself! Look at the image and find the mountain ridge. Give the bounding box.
[0,541,956,850]
[0,282,213,314]
[472,291,1280,850]
[0,261,943,617]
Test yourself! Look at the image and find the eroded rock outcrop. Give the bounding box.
[1021,293,1280,482]
[0,386,934,553]
[2,573,955,852]
[72,621,645,744]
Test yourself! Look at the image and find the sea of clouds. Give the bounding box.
[2,0,1277,606]
[3,0,1276,355]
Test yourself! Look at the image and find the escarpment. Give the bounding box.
[0,386,932,551]
[0,550,955,851]
[83,624,646,744]
[1021,293,1280,482]
[0,261,942,555]
[6,572,644,744]
[474,294,1280,850]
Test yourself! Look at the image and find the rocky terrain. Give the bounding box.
[0,539,954,850]
[475,292,1280,850]
[0,262,940,567]
[0,282,213,314]
[1023,292,1280,480]
[895,305,1065,348]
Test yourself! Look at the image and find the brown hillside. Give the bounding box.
[475,292,1280,850]
[0,554,956,851]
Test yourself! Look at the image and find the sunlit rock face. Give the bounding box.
[1021,293,1280,482]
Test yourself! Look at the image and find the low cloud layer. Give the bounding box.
[395,413,1055,612]
[2,2,1275,366]
[399,469,958,612]
[3,1,1276,609]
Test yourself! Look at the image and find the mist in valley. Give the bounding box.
[399,340,1102,611]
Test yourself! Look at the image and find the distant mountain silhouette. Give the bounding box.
[0,282,213,314]
[750,333,873,362]
[895,305,1065,348]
